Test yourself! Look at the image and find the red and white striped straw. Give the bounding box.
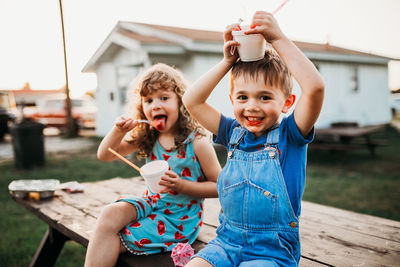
[272,0,290,15]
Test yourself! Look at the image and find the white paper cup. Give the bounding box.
[140,160,169,193]
[232,25,266,62]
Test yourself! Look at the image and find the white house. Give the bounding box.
[83,22,393,137]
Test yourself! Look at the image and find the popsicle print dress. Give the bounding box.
[116,132,205,255]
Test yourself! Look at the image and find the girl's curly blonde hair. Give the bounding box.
[127,63,203,159]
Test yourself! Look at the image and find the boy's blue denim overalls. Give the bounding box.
[195,125,300,266]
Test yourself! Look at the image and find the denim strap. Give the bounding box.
[265,124,280,146]
[227,126,246,158]
[228,126,246,146]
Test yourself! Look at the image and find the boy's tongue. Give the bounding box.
[152,117,166,131]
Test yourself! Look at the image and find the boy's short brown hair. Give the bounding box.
[230,50,293,97]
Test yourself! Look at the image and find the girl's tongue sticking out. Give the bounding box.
[152,116,166,131]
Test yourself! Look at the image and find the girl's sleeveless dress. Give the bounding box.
[116,132,205,255]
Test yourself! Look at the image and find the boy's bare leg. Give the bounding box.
[84,202,137,267]
[185,257,214,267]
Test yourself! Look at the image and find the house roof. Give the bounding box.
[124,22,384,57]
[83,21,393,72]
[1,83,64,95]
[132,22,223,43]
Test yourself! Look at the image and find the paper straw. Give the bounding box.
[272,0,290,15]
[108,147,143,173]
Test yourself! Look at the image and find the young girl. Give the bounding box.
[84,63,221,267]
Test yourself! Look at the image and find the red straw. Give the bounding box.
[272,0,290,15]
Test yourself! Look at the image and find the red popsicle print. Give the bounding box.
[152,193,161,204]
[122,227,131,236]
[157,220,166,235]
[180,215,189,220]
[181,168,192,177]
[138,201,145,211]
[150,152,157,161]
[164,242,173,247]
[163,154,170,161]
[129,221,141,228]
[148,214,157,220]
[135,238,152,249]
[164,209,173,215]
[177,224,184,232]
[174,231,185,240]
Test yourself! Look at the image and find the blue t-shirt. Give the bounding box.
[213,113,314,217]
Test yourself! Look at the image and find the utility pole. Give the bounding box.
[59,0,77,137]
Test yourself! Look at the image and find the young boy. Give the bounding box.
[183,11,324,267]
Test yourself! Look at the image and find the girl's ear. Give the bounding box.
[282,94,296,113]
[229,94,233,105]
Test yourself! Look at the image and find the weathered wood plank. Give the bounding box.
[302,201,400,242]
[300,219,400,266]
[11,177,400,267]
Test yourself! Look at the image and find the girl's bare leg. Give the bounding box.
[84,202,137,267]
[185,257,214,267]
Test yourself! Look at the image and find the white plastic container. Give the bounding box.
[232,25,266,62]
[8,179,60,199]
[140,160,169,193]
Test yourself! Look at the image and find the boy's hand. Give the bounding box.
[223,24,240,64]
[159,170,184,193]
[245,11,285,43]
[115,115,137,133]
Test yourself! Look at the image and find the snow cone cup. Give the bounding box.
[232,25,266,62]
[140,160,169,193]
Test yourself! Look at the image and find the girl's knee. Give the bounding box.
[96,202,136,233]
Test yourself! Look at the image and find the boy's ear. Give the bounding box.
[229,94,234,105]
[281,94,296,113]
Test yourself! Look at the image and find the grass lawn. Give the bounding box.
[1,126,399,266]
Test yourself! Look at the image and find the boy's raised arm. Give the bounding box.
[247,11,325,137]
[183,25,240,136]
[274,36,324,136]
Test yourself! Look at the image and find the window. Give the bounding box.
[116,63,144,105]
[350,65,359,93]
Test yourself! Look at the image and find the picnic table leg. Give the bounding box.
[364,135,376,157]
[29,226,70,267]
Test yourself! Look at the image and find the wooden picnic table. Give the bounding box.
[311,125,386,156]
[11,177,400,267]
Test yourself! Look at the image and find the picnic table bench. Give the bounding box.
[310,124,387,156]
[11,177,400,267]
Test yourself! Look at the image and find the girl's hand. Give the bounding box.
[115,115,137,133]
[245,11,285,44]
[159,170,184,193]
[223,24,240,64]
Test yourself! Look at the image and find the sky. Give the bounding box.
[1,0,400,97]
